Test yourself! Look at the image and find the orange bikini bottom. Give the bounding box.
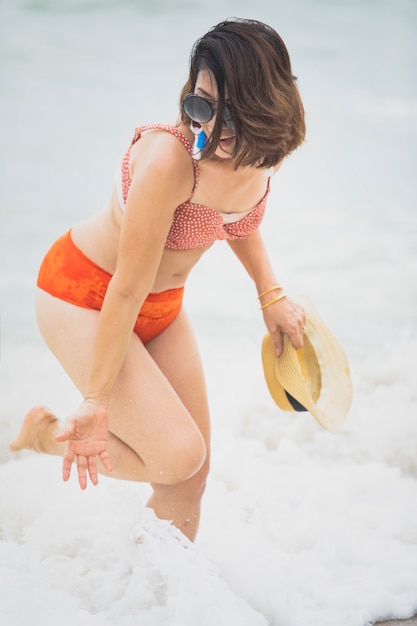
[37,230,184,344]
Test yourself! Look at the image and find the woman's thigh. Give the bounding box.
[145,309,211,507]
[146,308,210,451]
[35,289,207,482]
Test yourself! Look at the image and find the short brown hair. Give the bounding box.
[179,18,306,169]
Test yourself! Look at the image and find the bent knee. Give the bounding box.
[152,461,209,503]
[158,430,207,485]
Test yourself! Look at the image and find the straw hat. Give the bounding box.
[261,296,352,433]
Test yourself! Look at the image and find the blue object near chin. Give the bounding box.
[196,130,207,150]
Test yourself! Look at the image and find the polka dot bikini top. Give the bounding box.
[118,124,270,250]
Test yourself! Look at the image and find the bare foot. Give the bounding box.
[9,406,60,454]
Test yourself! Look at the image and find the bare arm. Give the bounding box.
[56,131,194,487]
[86,133,194,403]
[227,230,305,355]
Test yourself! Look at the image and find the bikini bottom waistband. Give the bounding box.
[37,230,184,344]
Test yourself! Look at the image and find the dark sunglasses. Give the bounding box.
[182,93,235,130]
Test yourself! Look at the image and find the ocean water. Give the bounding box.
[1,0,416,625]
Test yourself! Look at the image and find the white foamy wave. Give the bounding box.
[0,456,267,626]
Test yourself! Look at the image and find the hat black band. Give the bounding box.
[285,391,307,412]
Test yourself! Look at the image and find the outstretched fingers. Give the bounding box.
[61,449,113,488]
[84,452,112,486]
[62,453,97,489]
[62,446,76,482]
[60,444,113,488]
[99,450,113,474]
[52,402,112,488]
[75,455,88,490]
[87,455,98,486]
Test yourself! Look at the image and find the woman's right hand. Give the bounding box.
[54,399,113,489]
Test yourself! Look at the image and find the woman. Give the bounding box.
[10,18,306,542]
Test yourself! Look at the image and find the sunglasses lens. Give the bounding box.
[183,94,213,124]
[183,94,235,130]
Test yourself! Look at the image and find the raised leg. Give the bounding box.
[10,290,210,541]
[9,406,62,454]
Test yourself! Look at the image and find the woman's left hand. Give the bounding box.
[262,296,305,356]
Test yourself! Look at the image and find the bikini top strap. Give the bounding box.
[135,124,199,197]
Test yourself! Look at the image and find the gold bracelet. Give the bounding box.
[257,285,283,300]
[259,293,287,310]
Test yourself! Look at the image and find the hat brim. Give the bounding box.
[261,296,352,433]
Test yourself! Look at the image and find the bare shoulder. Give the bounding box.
[129,127,194,195]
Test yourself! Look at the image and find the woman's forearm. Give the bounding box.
[84,140,191,405]
[85,278,146,405]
